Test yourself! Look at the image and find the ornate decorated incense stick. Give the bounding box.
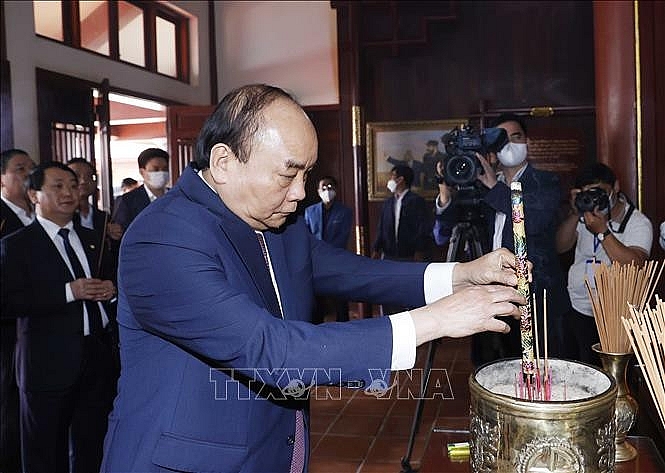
[510,182,534,384]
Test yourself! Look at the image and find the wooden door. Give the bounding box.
[36,68,96,166]
[166,105,215,181]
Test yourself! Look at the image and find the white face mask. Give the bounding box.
[145,171,169,190]
[318,189,335,204]
[497,142,528,168]
[386,179,398,193]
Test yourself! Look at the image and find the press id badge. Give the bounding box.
[585,258,602,291]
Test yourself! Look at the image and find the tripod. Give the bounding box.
[400,212,486,473]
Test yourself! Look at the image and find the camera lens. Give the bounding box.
[445,155,478,187]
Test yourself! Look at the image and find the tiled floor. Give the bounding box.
[308,314,475,473]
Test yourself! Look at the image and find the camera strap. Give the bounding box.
[609,195,635,234]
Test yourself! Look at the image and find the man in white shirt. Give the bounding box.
[0,148,35,473]
[556,162,653,365]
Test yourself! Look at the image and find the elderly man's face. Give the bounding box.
[219,98,318,230]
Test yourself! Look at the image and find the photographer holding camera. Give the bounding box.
[556,162,653,365]
[434,113,570,367]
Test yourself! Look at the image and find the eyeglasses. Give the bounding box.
[319,183,335,191]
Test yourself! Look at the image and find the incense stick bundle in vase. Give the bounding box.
[623,297,665,429]
[585,260,664,353]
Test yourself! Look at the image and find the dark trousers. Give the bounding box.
[1,320,21,473]
[20,333,117,473]
[562,308,601,367]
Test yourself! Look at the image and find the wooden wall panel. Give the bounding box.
[334,1,596,257]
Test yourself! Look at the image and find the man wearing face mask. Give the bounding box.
[372,165,429,315]
[433,114,571,367]
[304,176,353,322]
[112,147,170,232]
[556,162,652,365]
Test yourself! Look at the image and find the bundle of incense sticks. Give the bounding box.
[510,182,535,393]
[623,297,665,428]
[586,260,664,353]
[514,290,554,401]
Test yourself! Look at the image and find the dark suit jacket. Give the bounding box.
[304,200,353,249]
[73,207,119,282]
[102,164,429,472]
[434,164,571,317]
[0,220,112,391]
[0,200,27,238]
[372,190,429,259]
[111,185,151,231]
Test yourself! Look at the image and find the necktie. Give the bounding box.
[255,232,305,473]
[58,228,103,335]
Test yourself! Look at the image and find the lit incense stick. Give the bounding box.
[510,182,534,380]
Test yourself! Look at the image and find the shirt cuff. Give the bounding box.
[434,195,452,215]
[65,283,75,303]
[388,311,416,370]
[423,262,456,303]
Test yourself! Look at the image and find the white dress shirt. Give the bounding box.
[36,216,109,335]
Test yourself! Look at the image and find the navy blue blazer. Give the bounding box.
[304,200,353,249]
[434,164,570,318]
[372,190,429,259]
[111,185,151,231]
[102,165,428,472]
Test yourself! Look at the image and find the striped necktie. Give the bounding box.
[256,232,305,473]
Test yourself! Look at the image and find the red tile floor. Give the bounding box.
[308,315,475,473]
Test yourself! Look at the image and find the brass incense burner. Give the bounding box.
[469,358,618,473]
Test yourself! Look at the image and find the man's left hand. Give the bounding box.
[451,248,532,291]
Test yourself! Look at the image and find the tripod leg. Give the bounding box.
[400,339,438,473]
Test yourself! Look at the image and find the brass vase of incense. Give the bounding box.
[593,343,638,462]
[469,358,616,473]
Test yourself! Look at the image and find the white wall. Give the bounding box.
[4,1,211,158]
[3,1,339,156]
[216,1,338,106]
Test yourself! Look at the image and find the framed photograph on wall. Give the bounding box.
[366,119,466,201]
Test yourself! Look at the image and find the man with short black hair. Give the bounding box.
[112,147,170,231]
[1,161,118,472]
[433,114,571,367]
[305,175,353,322]
[372,165,429,263]
[0,148,35,473]
[556,162,653,365]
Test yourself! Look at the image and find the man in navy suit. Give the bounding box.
[372,165,429,263]
[101,84,525,472]
[433,113,570,367]
[112,147,170,232]
[1,162,118,472]
[304,176,353,322]
[372,165,430,315]
[0,149,35,473]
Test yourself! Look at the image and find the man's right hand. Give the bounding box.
[71,278,112,301]
[410,284,524,346]
[435,161,451,208]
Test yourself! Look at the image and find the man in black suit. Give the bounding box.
[112,147,170,231]
[433,114,571,366]
[1,162,118,472]
[0,148,35,473]
[67,158,122,279]
[372,165,429,263]
[372,165,429,314]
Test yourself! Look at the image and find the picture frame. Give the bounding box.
[366,119,466,201]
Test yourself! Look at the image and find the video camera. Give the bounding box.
[574,187,610,214]
[439,125,509,187]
